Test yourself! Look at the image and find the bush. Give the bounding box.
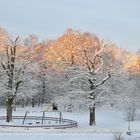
[113,132,124,140]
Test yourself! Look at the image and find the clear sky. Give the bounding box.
[0,0,140,52]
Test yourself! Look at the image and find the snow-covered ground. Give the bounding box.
[0,133,121,140]
[0,106,140,140]
[1,133,139,140]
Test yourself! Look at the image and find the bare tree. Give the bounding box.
[81,40,111,125]
[0,37,32,122]
[54,37,111,125]
[125,103,136,123]
[46,30,111,125]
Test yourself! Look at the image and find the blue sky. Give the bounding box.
[0,0,140,52]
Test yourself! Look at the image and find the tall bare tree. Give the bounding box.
[0,37,32,122]
[81,40,111,125]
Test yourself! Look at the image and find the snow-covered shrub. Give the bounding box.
[113,132,124,140]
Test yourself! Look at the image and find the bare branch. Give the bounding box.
[95,73,111,88]
[0,60,11,77]
[94,58,103,74]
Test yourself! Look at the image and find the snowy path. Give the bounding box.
[0,133,140,140]
[0,133,137,140]
[0,133,113,140]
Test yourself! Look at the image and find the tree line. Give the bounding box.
[0,27,140,125]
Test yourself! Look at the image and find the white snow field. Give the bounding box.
[0,106,140,140]
[0,133,118,140]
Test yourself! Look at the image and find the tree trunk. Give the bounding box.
[6,96,14,123]
[41,77,46,105]
[32,98,35,107]
[22,98,25,108]
[89,106,96,126]
[13,96,17,111]
[38,98,41,107]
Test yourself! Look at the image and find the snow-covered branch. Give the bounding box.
[95,73,111,88]
[81,43,104,75]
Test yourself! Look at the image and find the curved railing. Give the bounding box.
[0,116,78,129]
